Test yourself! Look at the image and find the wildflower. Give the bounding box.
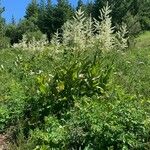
[29,70,35,75]
[138,61,144,65]
[1,64,4,70]
[116,23,128,50]
[12,33,48,51]
[14,61,18,66]
[126,61,131,64]
[37,70,43,74]
[94,2,114,52]
[79,74,85,79]
[50,3,128,53]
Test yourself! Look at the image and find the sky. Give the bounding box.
[1,0,88,23]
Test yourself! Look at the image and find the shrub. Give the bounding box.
[0,36,10,49]
[26,95,150,150]
[0,78,26,132]
[52,3,128,54]
[12,31,48,51]
[21,49,113,133]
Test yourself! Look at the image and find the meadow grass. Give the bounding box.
[135,31,150,49]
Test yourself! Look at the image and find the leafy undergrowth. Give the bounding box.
[0,46,150,150]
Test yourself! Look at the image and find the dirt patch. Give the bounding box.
[0,134,8,150]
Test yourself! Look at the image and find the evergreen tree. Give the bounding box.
[5,23,18,44]
[38,0,54,41]
[93,0,149,33]
[0,0,5,36]
[21,0,40,39]
[5,15,18,44]
[11,15,16,25]
[76,0,84,10]
[52,0,74,34]
[0,1,10,48]
[38,0,74,41]
[40,0,46,10]
[47,0,52,9]
[94,0,126,24]
[25,0,39,19]
[13,5,40,44]
[86,0,94,16]
[38,0,47,32]
[138,0,150,30]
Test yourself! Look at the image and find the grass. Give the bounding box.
[1,14,150,148]
[135,31,150,49]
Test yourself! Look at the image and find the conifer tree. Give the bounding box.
[86,0,94,16]
[47,0,52,9]
[138,0,150,30]
[40,0,46,11]
[94,0,150,32]
[76,0,84,10]
[0,0,5,36]
[25,0,39,19]
[38,0,54,41]
[52,0,74,33]
[45,0,53,40]
[11,15,16,25]
[38,0,47,32]
[0,1,10,48]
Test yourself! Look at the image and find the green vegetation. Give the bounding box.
[135,31,150,49]
[0,0,150,47]
[0,0,150,150]
[1,41,150,150]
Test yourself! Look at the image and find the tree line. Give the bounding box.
[0,0,150,48]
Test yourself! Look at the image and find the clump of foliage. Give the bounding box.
[28,95,150,150]
[12,31,48,51]
[55,3,128,53]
